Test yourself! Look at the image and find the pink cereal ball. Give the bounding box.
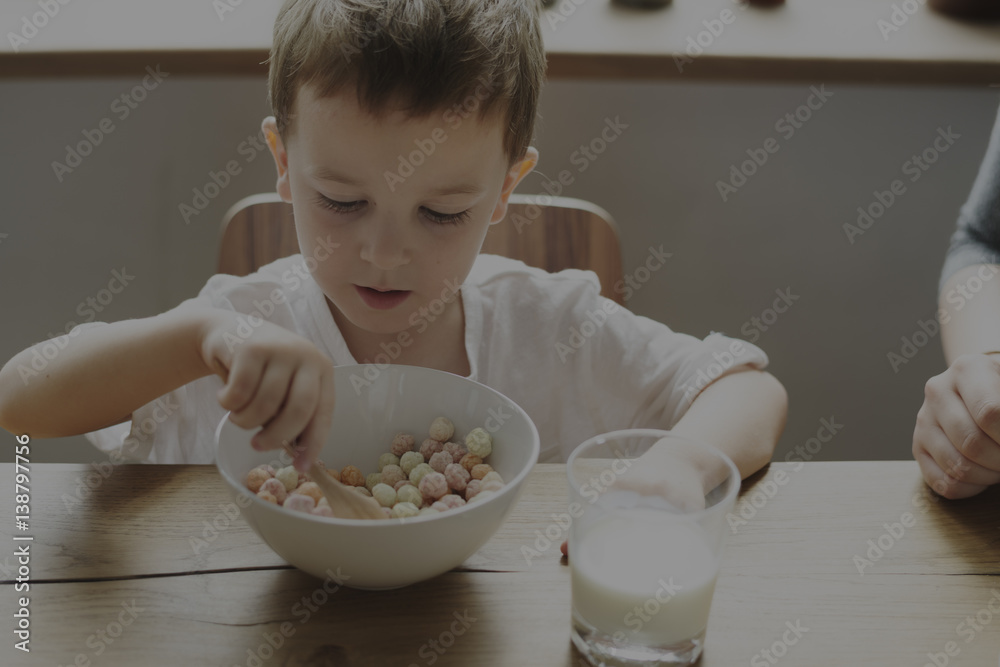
[437,494,466,510]
[465,479,483,501]
[430,500,451,513]
[444,463,471,492]
[429,451,453,473]
[419,472,449,501]
[471,464,493,481]
[419,438,445,459]
[381,464,405,488]
[311,505,334,518]
[481,480,504,493]
[294,481,324,504]
[245,468,271,493]
[257,490,278,504]
[260,477,288,504]
[443,441,467,461]
[284,494,316,514]
[391,432,416,457]
[394,479,414,492]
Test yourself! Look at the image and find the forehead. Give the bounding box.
[288,82,507,185]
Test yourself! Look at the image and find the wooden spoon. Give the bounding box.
[282,442,385,520]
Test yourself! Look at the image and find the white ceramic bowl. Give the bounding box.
[214,363,540,590]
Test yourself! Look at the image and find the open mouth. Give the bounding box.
[355,285,412,310]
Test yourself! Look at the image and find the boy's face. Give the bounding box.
[263,83,537,337]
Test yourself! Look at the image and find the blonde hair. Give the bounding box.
[266,0,545,166]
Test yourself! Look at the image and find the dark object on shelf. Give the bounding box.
[928,0,1000,20]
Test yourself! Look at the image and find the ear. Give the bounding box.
[490,146,539,224]
[262,116,292,203]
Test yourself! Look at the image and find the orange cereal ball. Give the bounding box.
[428,416,455,442]
[465,427,492,458]
[459,454,483,473]
[245,468,271,493]
[295,481,324,504]
[391,432,416,457]
[257,490,278,504]
[341,465,365,487]
[419,438,444,459]
[471,464,494,481]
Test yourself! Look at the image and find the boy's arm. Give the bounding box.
[0,306,223,438]
[665,369,788,480]
[940,264,1000,363]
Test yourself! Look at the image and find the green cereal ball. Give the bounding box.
[397,484,423,507]
[378,452,400,471]
[391,502,420,518]
[409,462,434,486]
[428,416,455,442]
[275,466,299,492]
[399,451,424,476]
[481,471,504,486]
[371,483,397,508]
[465,427,493,458]
[365,472,383,491]
[418,507,441,516]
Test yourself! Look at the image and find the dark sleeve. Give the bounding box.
[939,103,1000,293]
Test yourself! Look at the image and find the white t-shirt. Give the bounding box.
[78,253,768,464]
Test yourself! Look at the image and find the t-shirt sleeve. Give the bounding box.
[939,104,1000,293]
[78,279,240,464]
[563,280,770,434]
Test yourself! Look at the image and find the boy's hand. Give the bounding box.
[199,310,335,473]
[913,353,1000,499]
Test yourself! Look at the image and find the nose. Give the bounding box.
[359,212,410,270]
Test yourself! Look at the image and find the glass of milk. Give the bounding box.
[567,429,741,666]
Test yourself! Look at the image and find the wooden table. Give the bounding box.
[2,461,999,666]
[1,0,999,83]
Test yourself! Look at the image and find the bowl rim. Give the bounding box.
[214,363,541,526]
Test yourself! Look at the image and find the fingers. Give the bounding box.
[218,349,268,415]
[292,367,335,473]
[914,444,988,500]
[914,413,1000,489]
[252,364,319,459]
[952,355,1000,457]
[227,359,293,431]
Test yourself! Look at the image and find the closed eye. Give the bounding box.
[315,194,470,226]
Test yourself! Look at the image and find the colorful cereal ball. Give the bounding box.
[284,494,316,514]
[365,472,383,491]
[465,427,492,458]
[260,477,288,504]
[294,482,324,504]
[341,465,365,487]
[275,466,299,492]
[391,433,416,457]
[257,490,278,505]
[419,438,444,460]
[392,502,420,518]
[468,489,495,504]
[428,416,455,442]
[464,479,483,501]
[354,486,373,497]
[419,471,449,502]
[371,483,397,508]
[418,507,441,517]
[459,454,482,473]
[444,463,471,493]
[471,464,494,481]
[382,507,393,519]
[436,494,466,510]
[311,505,334,518]
[245,467,272,493]
[481,480,504,493]
[409,463,434,486]
[399,451,424,476]
[381,464,405,488]
[481,471,504,486]
[394,480,414,492]
[378,453,400,470]
[429,451,453,473]
[443,441,467,462]
[397,484,423,508]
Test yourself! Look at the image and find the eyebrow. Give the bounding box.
[312,166,485,196]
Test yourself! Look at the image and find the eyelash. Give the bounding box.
[315,194,471,226]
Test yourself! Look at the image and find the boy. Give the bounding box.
[0,0,786,494]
